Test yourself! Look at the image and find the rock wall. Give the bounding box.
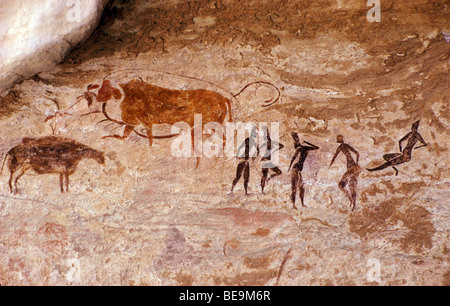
[0,0,448,285]
[0,0,109,95]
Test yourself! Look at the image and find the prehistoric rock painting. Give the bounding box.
[73,77,281,140]
[1,0,448,287]
[40,76,281,170]
[1,136,105,193]
[37,222,69,257]
[367,121,428,176]
[260,126,284,194]
[79,79,122,106]
[231,126,259,195]
[44,79,123,128]
[232,81,281,109]
[329,135,361,211]
[82,78,233,146]
[288,133,319,209]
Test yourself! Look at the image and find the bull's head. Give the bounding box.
[77,78,122,107]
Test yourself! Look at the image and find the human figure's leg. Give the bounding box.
[349,176,358,211]
[298,173,305,207]
[339,171,352,204]
[349,167,361,211]
[383,153,402,162]
[231,162,246,192]
[392,166,399,176]
[367,153,403,172]
[270,167,282,179]
[243,162,250,195]
[261,168,269,194]
[291,170,299,209]
[367,162,391,172]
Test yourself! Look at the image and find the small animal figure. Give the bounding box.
[1,137,105,193]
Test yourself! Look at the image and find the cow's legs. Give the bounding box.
[11,167,27,193]
[8,171,15,193]
[146,129,153,146]
[7,157,20,193]
[59,173,65,193]
[65,172,70,192]
[102,125,135,142]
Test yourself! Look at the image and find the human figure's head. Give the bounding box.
[411,120,420,132]
[291,132,300,144]
[336,134,344,143]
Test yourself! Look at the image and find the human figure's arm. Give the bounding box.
[289,149,300,171]
[414,133,428,150]
[260,139,283,160]
[303,141,319,150]
[269,141,284,152]
[348,145,360,164]
[330,147,341,168]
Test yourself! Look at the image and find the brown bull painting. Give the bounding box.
[73,77,279,167]
[100,79,233,146]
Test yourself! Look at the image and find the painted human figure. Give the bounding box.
[260,126,284,194]
[330,135,361,211]
[367,121,427,176]
[231,127,259,195]
[288,133,319,209]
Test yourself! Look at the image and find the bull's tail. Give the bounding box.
[233,81,281,108]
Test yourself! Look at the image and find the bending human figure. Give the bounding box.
[231,127,259,195]
[288,133,319,209]
[260,127,284,194]
[367,121,427,176]
[330,135,361,211]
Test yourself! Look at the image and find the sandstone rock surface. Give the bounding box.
[0,0,448,286]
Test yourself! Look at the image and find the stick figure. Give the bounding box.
[367,121,427,176]
[330,135,361,211]
[231,127,259,195]
[288,133,319,209]
[260,126,284,194]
